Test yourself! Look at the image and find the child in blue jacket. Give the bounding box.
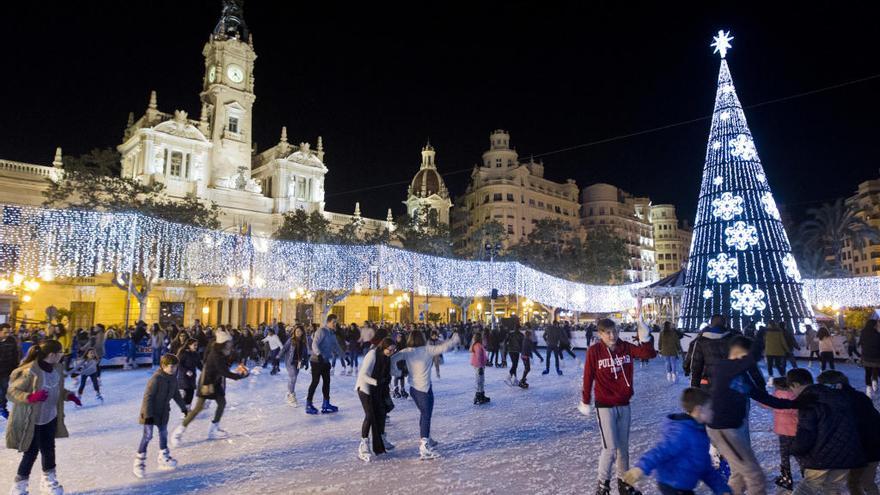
[624,388,731,495]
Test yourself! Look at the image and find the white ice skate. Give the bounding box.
[208,422,229,440]
[868,385,874,398]
[358,438,372,462]
[9,478,28,495]
[40,470,63,495]
[133,452,146,478]
[419,438,440,460]
[873,380,878,393]
[671,372,677,383]
[382,433,395,451]
[666,372,673,382]
[170,424,186,447]
[157,448,178,470]
[286,393,299,407]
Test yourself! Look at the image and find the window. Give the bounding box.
[484,195,490,204]
[659,264,665,270]
[555,206,561,213]
[507,159,513,167]
[529,199,535,206]
[184,154,192,178]
[599,208,606,215]
[368,306,380,322]
[159,302,185,328]
[507,225,514,234]
[496,158,502,168]
[169,151,183,177]
[493,193,502,201]
[589,207,594,216]
[506,193,514,202]
[331,305,346,323]
[538,201,544,208]
[297,177,307,199]
[228,116,239,134]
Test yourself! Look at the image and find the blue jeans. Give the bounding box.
[137,424,168,454]
[665,356,679,373]
[127,341,137,364]
[78,375,100,395]
[348,350,359,368]
[286,364,299,394]
[152,346,165,366]
[409,387,434,439]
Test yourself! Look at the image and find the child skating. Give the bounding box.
[133,354,188,478]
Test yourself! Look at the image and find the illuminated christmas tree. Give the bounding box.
[679,31,813,331]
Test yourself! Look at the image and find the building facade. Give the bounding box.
[841,175,880,276]
[452,130,580,255]
[580,183,657,282]
[404,143,452,225]
[650,204,692,278]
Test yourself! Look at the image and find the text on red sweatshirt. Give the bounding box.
[582,339,657,407]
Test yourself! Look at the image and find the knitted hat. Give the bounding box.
[215,330,232,344]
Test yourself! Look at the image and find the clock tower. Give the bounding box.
[200,0,257,189]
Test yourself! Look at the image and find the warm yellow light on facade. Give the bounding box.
[22,294,32,303]
[226,275,237,287]
[12,273,24,286]
[202,305,210,315]
[24,280,40,292]
[0,280,10,292]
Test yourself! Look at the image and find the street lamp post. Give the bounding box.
[484,241,501,329]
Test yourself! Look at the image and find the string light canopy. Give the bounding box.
[0,204,640,313]
[679,31,814,331]
[0,204,875,315]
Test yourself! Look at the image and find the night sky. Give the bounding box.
[4,2,878,223]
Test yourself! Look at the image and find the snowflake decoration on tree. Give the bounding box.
[713,176,724,186]
[761,192,780,220]
[712,192,744,220]
[725,221,758,250]
[755,172,766,183]
[712,141,721,150]
[729,134,758,160]
[731,284,766,316]
[707,253,738,283]
[703,289,714,299]
[720,111,730,121]
[782,253,802,282]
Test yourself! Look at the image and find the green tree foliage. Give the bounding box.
[798,198,880,275]
[456,220,509,260]
[274,209,334,243]
[394,208,453,257]
[43,147,220,229]
[577,226,629,284]
[511,221,628,284]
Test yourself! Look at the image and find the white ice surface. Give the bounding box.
[0,351,872,494]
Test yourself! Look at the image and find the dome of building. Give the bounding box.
[410,167,444,198]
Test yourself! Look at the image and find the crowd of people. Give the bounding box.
[0,313,878,494]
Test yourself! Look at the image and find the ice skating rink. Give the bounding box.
[0,351,870,494]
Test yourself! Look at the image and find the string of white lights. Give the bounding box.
[0,204,877,313]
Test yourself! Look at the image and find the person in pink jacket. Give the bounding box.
[470,333,490,405]
[764,377,800,490]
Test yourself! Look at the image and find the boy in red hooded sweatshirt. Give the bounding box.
[579,318,656,495]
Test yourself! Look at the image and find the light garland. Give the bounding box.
[0,203,646,313]
[679,31,815,331]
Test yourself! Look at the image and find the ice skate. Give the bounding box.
[358,438,372,462]
[556,369,563,376]
[419,438,440,460]
[473,393,481,405]
[170,424,186,447]
[400,389,409,399]
[207,422,229,440]
[96,393,104,403]
[40,470,63,495]
[132,452,146,478]
[666,372,672,382]
[157,448,178,470]
[382,433,395,451]
[774,471,793,491]
[321,399,339,413]
[671,372,677,383]
[541,369,550,375]
[392,387,401,399]
[617,478,642,495]
[868,385,874,398]
[286,393,299,407]
[595,479,610,495]
[873,380,878,392]
[478,392,491,404]
[305,402,319,415]
[9,478,28,495]
[518,378,529,389]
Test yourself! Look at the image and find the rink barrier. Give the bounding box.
[21,338,153,366]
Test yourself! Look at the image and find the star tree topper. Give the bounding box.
[711,30,734,58]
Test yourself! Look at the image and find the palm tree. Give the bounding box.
[799,198,880,272]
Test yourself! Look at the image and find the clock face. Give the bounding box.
[227,65,244,84]
[207,66,216,83]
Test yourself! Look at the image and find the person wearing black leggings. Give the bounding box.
[306,314,345,414]
[859,318,880,397]
[505,327,524,385]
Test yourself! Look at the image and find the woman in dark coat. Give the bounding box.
[175,339,202,408]
[859,318,880,396]
[171,339,247,446]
